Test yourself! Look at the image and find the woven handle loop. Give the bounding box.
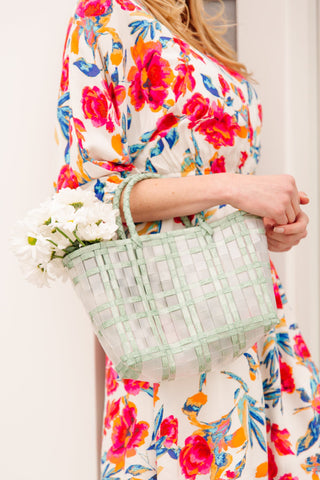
[115,173,207,243]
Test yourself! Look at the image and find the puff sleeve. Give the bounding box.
[54,4,135,203]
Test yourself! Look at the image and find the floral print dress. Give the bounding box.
[54,1,320,479]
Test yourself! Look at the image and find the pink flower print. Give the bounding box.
[218,73,230,96]
[150,113,179,141]
[294,334,311,359]
[128,37,174,111]
[270,423,294,456]
[107,402,149,469]
[182,93,210,123]
[56,164,79,192]
[195,103,241,149]
[60,56,69,92]
[210,155,226,174]
[278,475,299,480]
[179,435,213,480]
[159,415,178,447]
[105,356,119,395]
[123,379,150,395]
[76,0,111,18]
[279,357,295,394]
[82,85,115,132]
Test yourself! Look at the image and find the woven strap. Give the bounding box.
[114,173,206,242]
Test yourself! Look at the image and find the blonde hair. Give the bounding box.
[138,0,249,79]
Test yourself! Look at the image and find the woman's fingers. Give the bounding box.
[299,191,310,205]
[273,211,309,235]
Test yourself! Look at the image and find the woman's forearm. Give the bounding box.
[119,172,304,227]
[119,173,232,223]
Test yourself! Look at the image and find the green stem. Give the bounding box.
[55,227,76,245]
[73,230,86,247]
[46,238,59,248]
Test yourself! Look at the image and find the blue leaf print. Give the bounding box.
[73,58,101,77]
[146,158,158,173]
[249,417,267,451]
[57,105,72,141]
[111,67,119,85]
[127,105,132,130]
[165,128,179,149]
[129,20,158,41]
[58,91,70,107]
[168,448,180,460]
[125,465,153,475]
[152,405,164,441]
[201,74,220,97]
[296,387,311,403]
[94,179,105,201]
[199,372,206,392]
[129,143,147,160]
[276,332,294,357]
[150,138,164,157]
[141,130,155,143]
[159,36,171,47]
[297,416,320,455]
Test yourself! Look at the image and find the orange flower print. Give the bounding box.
[60,56,69,92]
[173,63,196,101]
[311,384,320,414]
[82,85,116,132]
[159,415,178,447]
[116,0,138,11]
[56,164,79,191]
[128,37,174,111]
[279,357,295,393]
[294,334,311,359]
[104,398,120,432]
[76,0,111,18]
[107,401,149,469]
[179,435,213,480]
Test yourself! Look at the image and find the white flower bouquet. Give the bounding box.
[11,188,119,287]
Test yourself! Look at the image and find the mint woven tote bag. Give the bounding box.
[63,173,279,382]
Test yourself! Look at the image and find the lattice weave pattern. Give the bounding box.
[64,174,279,382]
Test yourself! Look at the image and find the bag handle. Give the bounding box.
[114,173,207,243]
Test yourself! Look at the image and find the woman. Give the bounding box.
[55,0,319,478]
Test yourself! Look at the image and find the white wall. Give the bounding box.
[0,1,104,478]
[237,0,320,364]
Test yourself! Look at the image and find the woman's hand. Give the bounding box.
[263,192,309,252]
[227,174,301,225]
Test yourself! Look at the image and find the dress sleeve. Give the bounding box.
[54,9,134,204]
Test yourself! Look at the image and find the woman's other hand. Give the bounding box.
[263,192,309,252]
